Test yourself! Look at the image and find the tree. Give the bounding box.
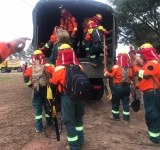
[109,0,160,51]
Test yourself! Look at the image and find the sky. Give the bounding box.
[0,0,129,55]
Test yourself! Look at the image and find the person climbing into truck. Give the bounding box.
[41,26,70,66]
[0,37,30,63]
[24,50,54,133]
[49,44,86,150]
[83,21,111,66]
[60,8,78,47]
[104,50,132,125]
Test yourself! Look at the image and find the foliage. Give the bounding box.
[10,43,33,61]
[109,0,160,51]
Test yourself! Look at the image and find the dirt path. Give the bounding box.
[0,74,158,150]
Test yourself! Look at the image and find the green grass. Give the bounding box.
[0,76,12,80]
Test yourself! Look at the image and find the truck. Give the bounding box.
[32,0,117,100]
[0,59,29,73]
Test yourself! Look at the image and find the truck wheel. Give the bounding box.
[94,79,104,100]
[17,67,22,72]
[88,78,104,100]
[1,67,6,73]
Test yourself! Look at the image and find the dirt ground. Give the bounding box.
[0,73,158,150]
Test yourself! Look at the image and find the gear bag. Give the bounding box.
[56,29,70,44]
[91,28,103,44]
[32,62,49,90]
[120,67,129,83]
[65,65,90,101]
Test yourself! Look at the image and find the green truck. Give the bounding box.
[32,0,117,100]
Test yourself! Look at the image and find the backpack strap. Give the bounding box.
[151,76,160,94]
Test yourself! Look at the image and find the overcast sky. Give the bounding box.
[0,0,129,54]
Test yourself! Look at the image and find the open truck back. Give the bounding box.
[32,0,117,100]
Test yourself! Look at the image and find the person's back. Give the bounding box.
[49,44,85,150]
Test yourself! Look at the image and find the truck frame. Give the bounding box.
[32,0,117,100]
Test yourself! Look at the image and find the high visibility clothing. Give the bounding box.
[60,16,78,35]
[0,42,15,63]
[49,65,85,150]
[133,60,160,91]
[104,65,132,84]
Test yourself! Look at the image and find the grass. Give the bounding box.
[0,76,12,80]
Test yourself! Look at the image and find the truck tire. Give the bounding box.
[17,67,22,72]
[94,79,104,100]
[1,67,6,73]
[88,78,104,100]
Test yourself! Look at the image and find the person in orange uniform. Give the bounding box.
[49,44,85,150]
[104,50,132,124]
[60,8,77,47]
[24,50,54,133]
[41,26,62,65]
[0,37,30,63]
[132,43,160,146]
[84,21,110,66]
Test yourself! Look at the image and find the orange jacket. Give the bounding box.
[104,65,132,84]
[85,25,109,41]
[49,65,83,93]
[41,34,56,51]
[133,60,160,91]
[60,17,77,35]
[24,63,54,88]
[0,42,15,63]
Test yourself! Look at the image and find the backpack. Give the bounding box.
[91,28,103,44]
[32,63,49,90]
[65,65,90,101]
[56,29,70,44]
[120,67,129,83]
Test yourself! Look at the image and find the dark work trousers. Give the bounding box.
[50,45,59,65]
[69,32,76,48]
[32,88,53,131]
[89,42,104,64]
[111,84,131,121]
[61,94,85,150]
[143,90,160,144]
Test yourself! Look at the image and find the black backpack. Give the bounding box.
[65,65,90,101]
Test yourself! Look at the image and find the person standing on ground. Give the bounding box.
[132,43,160,146]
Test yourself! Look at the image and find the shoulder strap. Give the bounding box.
[151,76,160,94]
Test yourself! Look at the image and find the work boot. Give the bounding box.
[65,145,70,150]
[109,115,120,121]
[35,127,42,133]
[122,120,129,125]
[143,139,160,146]
[90,62,98,67]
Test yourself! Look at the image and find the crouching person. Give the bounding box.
[24,50,54,132]
[49,44,85,150]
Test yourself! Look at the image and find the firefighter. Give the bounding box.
[49,44,85,150]
[41,26,62,66]
[132,43,160,146]
[84,22,111,66]
[104,50,132,124]
[0,37,30,63]
[24,50,54,133]
[60,8,78,47]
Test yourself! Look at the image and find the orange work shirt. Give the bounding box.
[24,63,54,87]
[133,60,160,91]
[0,42,15,63]
[60,17,78,35]
[104,65,132,84]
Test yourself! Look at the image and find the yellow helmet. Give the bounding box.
[140,43,153,49]
[96,14,102,20]
[120,50,127,54]
[33,50,42,55]
[59,44,71,50]
[61,8,67,15]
